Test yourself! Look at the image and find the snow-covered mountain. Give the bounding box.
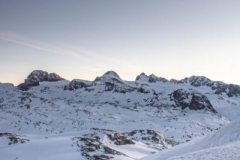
[0,70,240,160]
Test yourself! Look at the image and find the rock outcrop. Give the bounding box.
[127,130,178,150]
[64,79,92,90]
[136,73,168,83]
[18,70,64,91]
[95,71,125,84]
[170,89,217,113]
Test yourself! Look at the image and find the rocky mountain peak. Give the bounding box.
[94,71,124,84]
[178,76,212,86]
[139,72,147,77]
[149,74,168,83]
[169,79,178,83]
[175,75,240,97]
[18,70,64,91]
[136,72,148,81]
[102,71,120,78]
[136,73,168,83]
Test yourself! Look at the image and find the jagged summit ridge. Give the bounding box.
[15,70,240,97]
[102,71,121,78]
[136,73,168,83]
[178,76,240,97]
[135,73,240,97]
[94,70,125,84]
[26,70,64,83]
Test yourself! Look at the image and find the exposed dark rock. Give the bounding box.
[136,73,168,83]
[137,87,150,94]
[114,84,136,93]
[176,76,240,97]
[26,70,64,84]
[126,130,178,150]
[103,82,136,93]
[0,133,29,145]
[105,82,114,91]
[190,93,214,111]
[63,71,240,98]
[64,79,92,90]
[170,89,217,113]
[178,76,212,87]
[145,95,161,107]
[107,133,135,145]
[92,154,113,160]
[73,136,128,160]
[18,70,64,91]
[227,84,240,97]
[171,89,191,110]
[90,128,135,145]
[85,87,95,92]
[211,81,228,95]
[94,71,124,84]
[127,130,145,136]
[149,74,168,83]
[136,72,148,81]
[169,79,178,83]
[18,83,32,91]
[91,128,115,132]
[103,71,121,79]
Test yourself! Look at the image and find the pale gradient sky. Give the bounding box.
[0,0,240,85]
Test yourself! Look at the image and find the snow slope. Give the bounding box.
[167,141,240,160]
[141,116,240,160]
[0,133,81,160]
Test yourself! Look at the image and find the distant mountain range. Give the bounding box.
[0,70,239,160]
[17,70,240,97]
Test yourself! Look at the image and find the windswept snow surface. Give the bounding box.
[167,141,240,160]
[0,133,81,160]
[141,117,240,160]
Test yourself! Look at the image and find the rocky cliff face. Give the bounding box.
[170,89,217,113]
[18,70,64,91]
